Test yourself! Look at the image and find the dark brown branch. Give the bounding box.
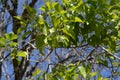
[9,0,38,80]
[22,0,38,20]
[99,46,120,60]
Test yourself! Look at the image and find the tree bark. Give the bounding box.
[4,0,38,80]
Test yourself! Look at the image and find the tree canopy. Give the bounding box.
[0,0,120,80]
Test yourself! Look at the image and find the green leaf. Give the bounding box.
[40,6,46,11]
[14,16,22,20]
[38,15,44,20]
[4,32,18,40]
[17,27,26,35]
[52,2,58,9]
[54,3,61,12]
[57,35,69,47]
[24,5,36,14]
[9,42,18,47]
[37,15,44,25]
[98,75,103,80]
[11,49,17,59]
[17,51,28,57]
[78,66,86,78]
[62,26,75,40]
[90,72,97,77]
[32,68,41,76]
[75,17,83,22]
[118,33,120,38]
[35,34,45,55]
[21,31,32,39]
[77,0,83,7]
[46,1,51,11]
[49,28,55,34]
[0,37,6,47]
[60,10,66,14]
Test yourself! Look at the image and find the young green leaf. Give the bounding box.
[17,51,28,57]
[4,32,18,40]
[75,17,83,22]
[78,66,87,78]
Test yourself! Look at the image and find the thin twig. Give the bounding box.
[27,42,36,49]
[100,46,120,60]
[41,49,53,62]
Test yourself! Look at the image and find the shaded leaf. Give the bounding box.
[35,34,45,55]
[32,68,41,76]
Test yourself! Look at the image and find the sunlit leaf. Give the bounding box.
[90,72,97,77]
[46,1,51,11]
[40,6,46,11]
[4,32,18,40]
[9,42,18,47]
[17,51,28,57]
[98,75,103,80]
[78,66,86,78]
[62,26,75,40]
[75,17,83,22]
[14,16,22,20]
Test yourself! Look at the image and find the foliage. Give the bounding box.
[36,0,120,79]
[1,0,120,80]
[39,0,120,50]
